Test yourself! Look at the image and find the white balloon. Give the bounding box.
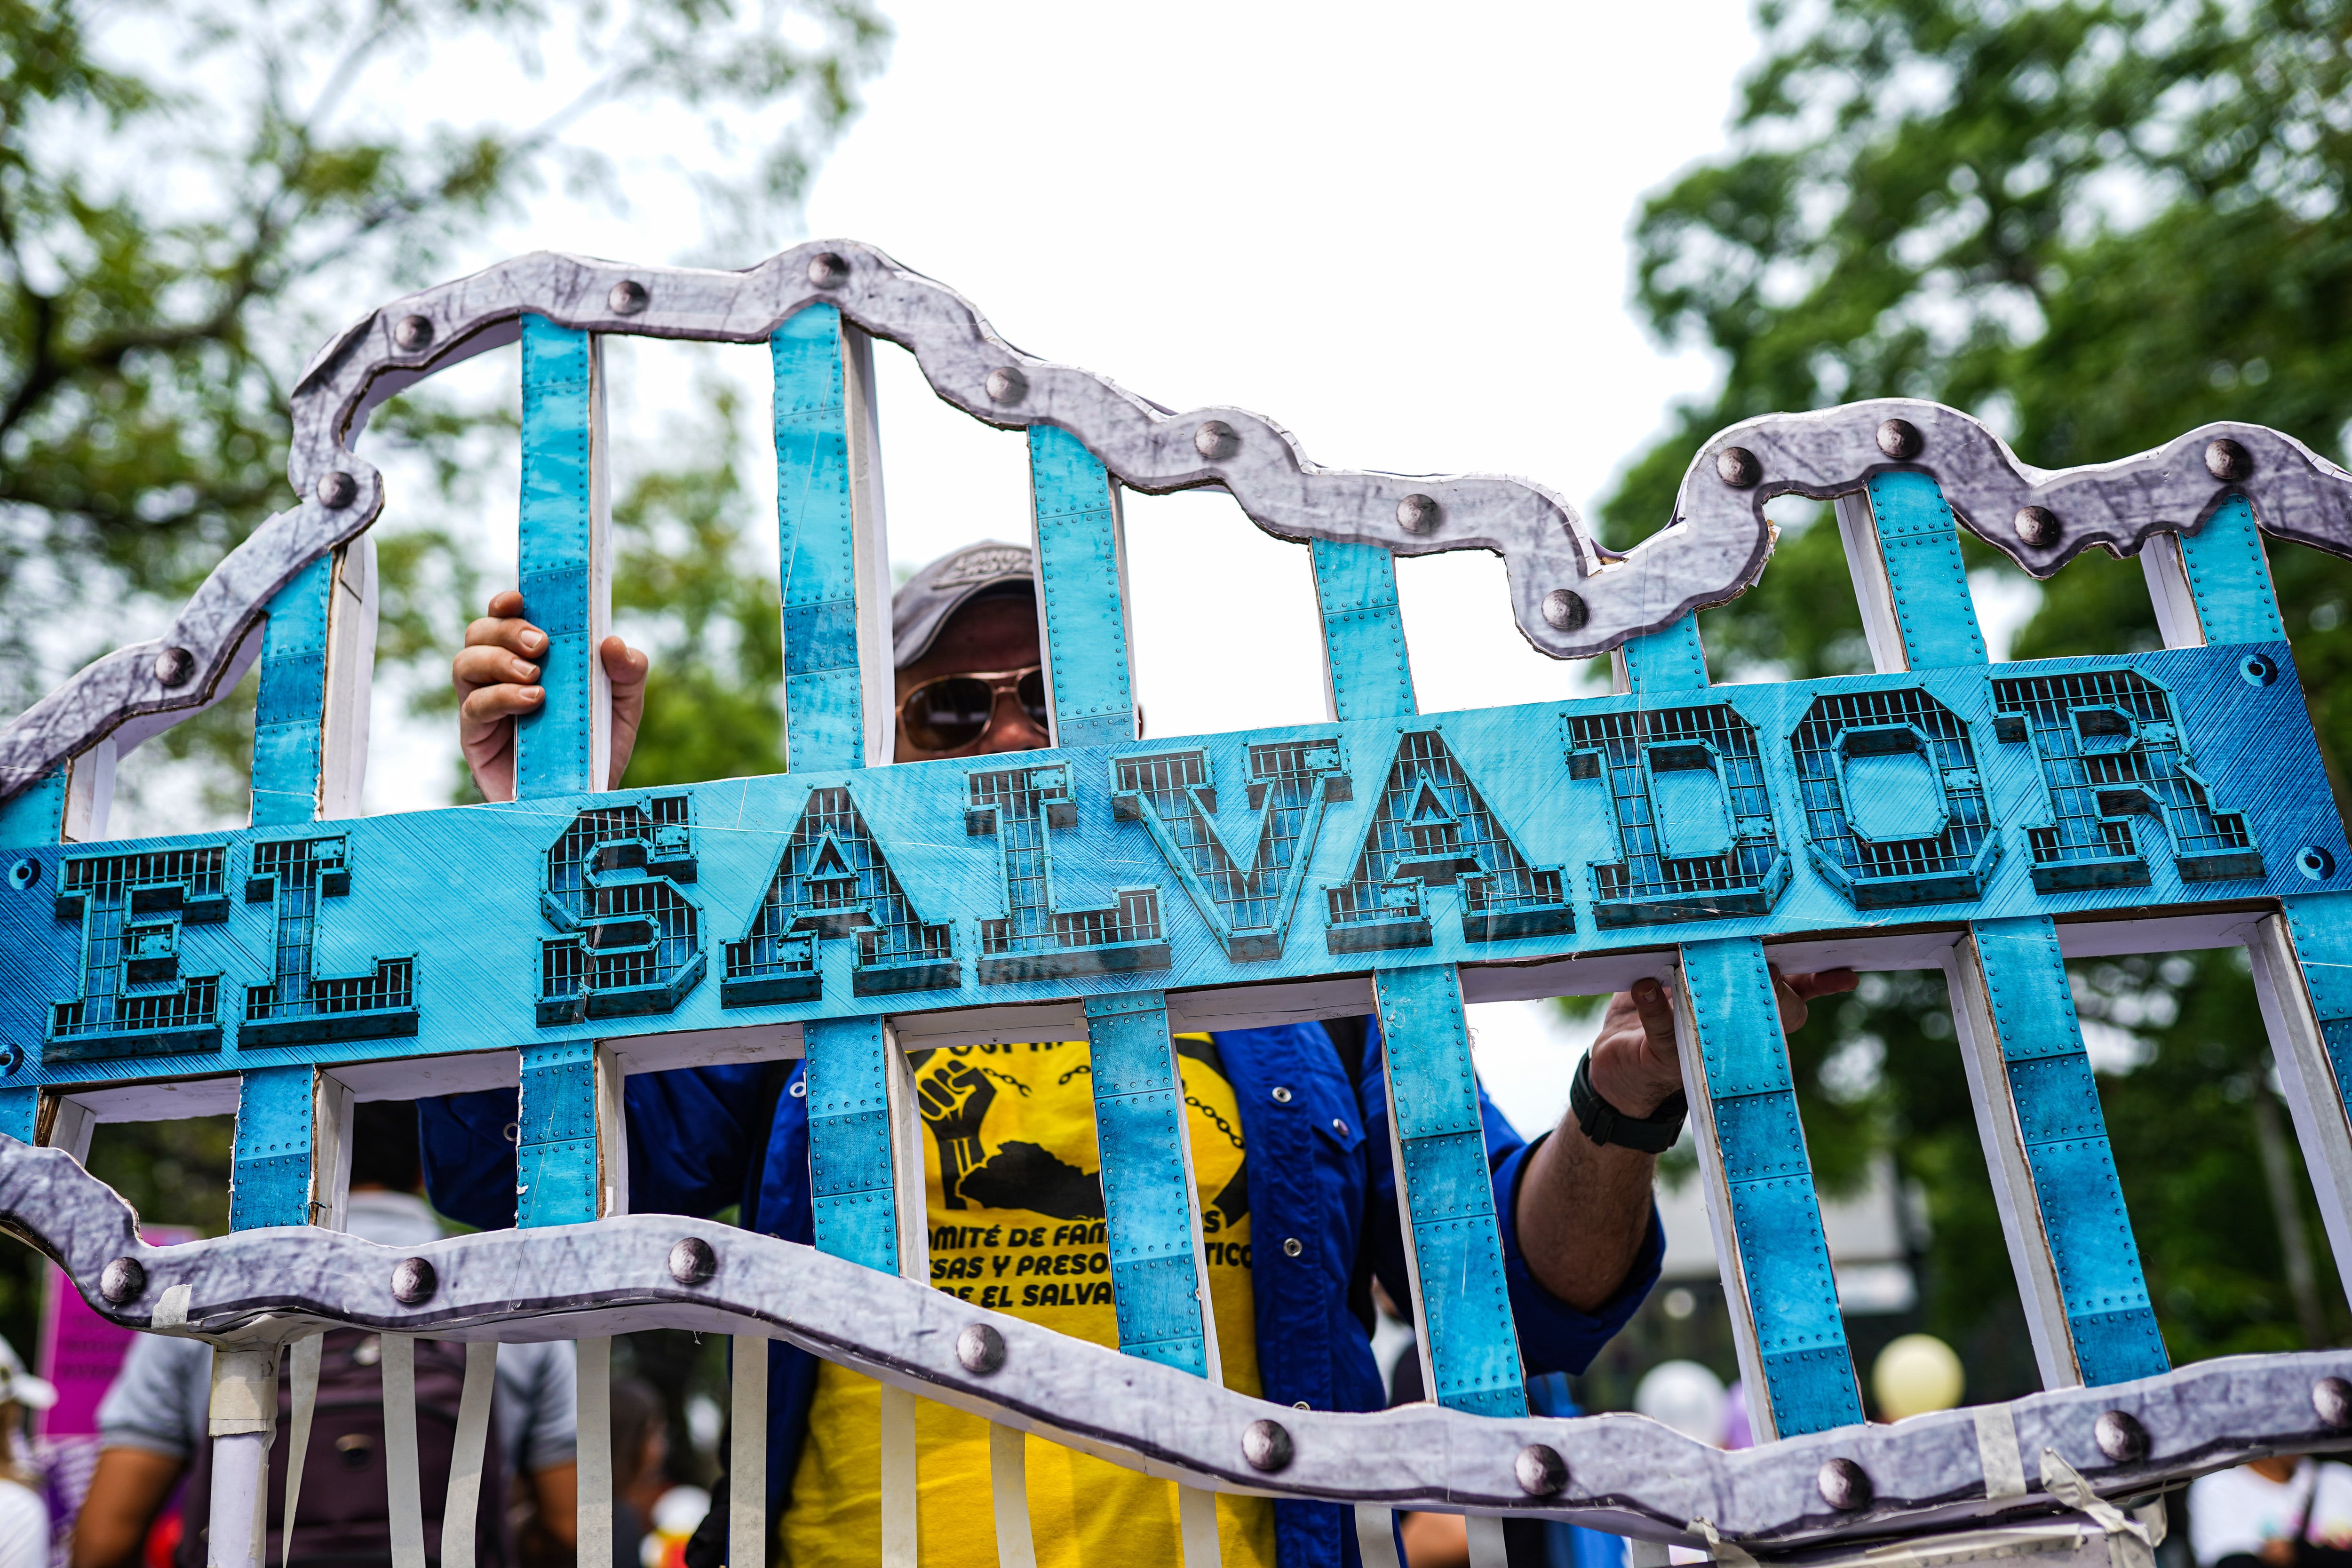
[1634,1359,1730,1446]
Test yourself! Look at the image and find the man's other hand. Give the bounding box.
[454,589,649,801]
[1587,968,1859,1115]
[1517,965,1859,1312]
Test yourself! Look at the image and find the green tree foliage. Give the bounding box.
[1611,0,2352,1375]
[0,0,886,810]
[0,0,884,1359]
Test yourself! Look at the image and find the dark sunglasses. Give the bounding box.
[897,666,1049,752]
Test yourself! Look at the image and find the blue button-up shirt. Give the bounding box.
[419,1019,1662,1568]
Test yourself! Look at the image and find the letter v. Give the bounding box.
[1110,739,1351,961]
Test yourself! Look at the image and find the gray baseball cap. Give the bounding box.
[892,541,1037,668]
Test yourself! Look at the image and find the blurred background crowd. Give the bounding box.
[6,0,2352,1562]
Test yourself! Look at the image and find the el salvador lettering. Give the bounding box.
[32,658,2285,1060]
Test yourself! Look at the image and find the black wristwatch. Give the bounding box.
[1570,1054,1688,1153]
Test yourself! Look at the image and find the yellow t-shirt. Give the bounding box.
[781,1036,1277,1568]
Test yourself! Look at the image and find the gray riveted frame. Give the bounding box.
[13,248,2352,804]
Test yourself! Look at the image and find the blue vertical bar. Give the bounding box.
[251,555,332,826]
[1868,470,2168,1388]
[2,762,68,1139]
[774,305,867,773]
[230,1064,313,1230]
[517,1041,598,1228]
[516,316,598,800]
[1030,427,1136,749]
[1616,614,1859,1433]
[1309,540,1416,722]
[2177,494,2288,643]
[0,769,66,850]
[3,763,70,1139]
[1084,991,1210,1377]
[1680,937,1864,1433]
[805,1016,900,1272]
[1971,918,2169,1383]
[1866,471,1987,667]
[1618,615,1708,693]
[1371,962,1526,1417]
[2279,894,2352,1128]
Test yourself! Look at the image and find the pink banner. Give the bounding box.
[36,1226,195,1438]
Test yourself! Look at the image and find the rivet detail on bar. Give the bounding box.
[316,470,358,509]
[608,279,649,315]
[2316,1377,2352,1429]
[1515,1444,1569,1497]
[1397,493,1440,534]
[668,1237,717,1286]
[154,647,196,688]
[1194,421,1240,461]
[2014,506,2060,548]
[807,252,850,288]
[2094,1410,2149,1463]
[1716,446,1761,488]
[1876,418,1923,460]
[393,314,434,351]
[390,1257,437,1305]
[99,1257,145,1305]
[1542,589,1588,631]
[2207,438,2255,481]
[1242,1418,1293,1473]
[1817,1458,1871,1512]
[985,367,1027,405]
[957,1322,1006,1374]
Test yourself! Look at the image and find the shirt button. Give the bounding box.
[1271,1086,1293,1104]
[1283,1237,1303,1258]
[1332,1118,1348,1136]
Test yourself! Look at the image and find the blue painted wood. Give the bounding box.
[1866,471,1987,669]
[1308,541,1416,722]
[517,1040,598,1227]
[1971,916,2169,1383]
[251,555,333,826]
[1084,990,1212,1377]
[2178,494,2288,644]
[1030,427,1137,750]
[0,644,2336,1088]
[1614,628,1859,1435]
[804,1014,901,1272]
[774,305,869,773]
[1680,937,1864,1433]
[1617,615,1708,694]
[1370,962,1526,1418]
[2283,894,2352,1087]
[0,766,66,850]
[516,316,600,800]
[1867,473,2169,1389]
[0,730,64,1138]
[231,1063,314,1230]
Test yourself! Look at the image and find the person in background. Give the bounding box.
[0,1333,59,1568]
[439,542,1854,1568]
[609,1376,671,1568]
[69,1104,580,1568]
[2191,1456,2352,1568]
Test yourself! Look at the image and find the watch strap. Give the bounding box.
[1571,1053,1688,1154]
